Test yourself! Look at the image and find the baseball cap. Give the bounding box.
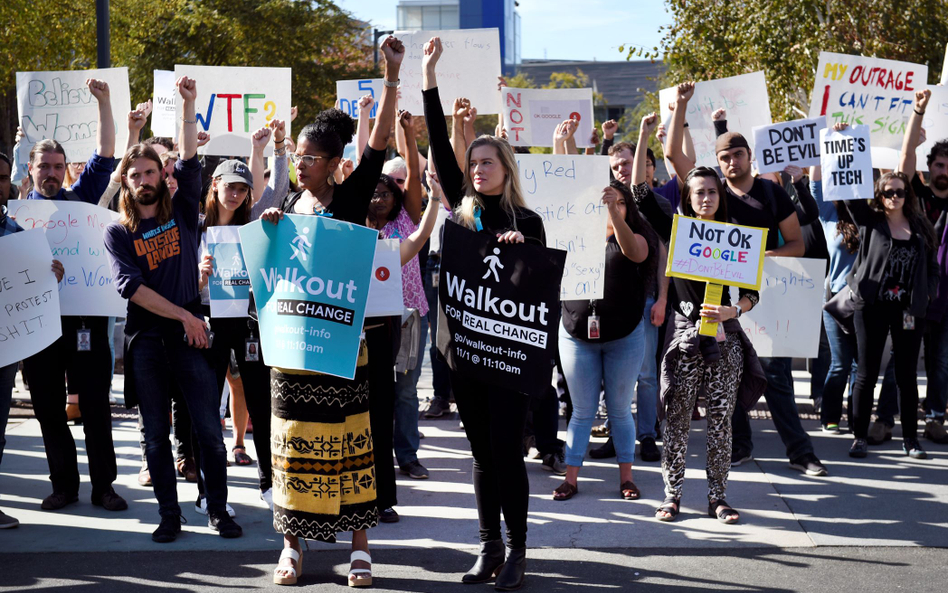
[212,159,253,186]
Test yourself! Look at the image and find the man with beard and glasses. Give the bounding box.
[894,89,948,445]
[105,76,241,543]
[20,79,128,512]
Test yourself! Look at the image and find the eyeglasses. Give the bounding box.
[372,191,394,201]
[882,188,906,199]
[290,154,330,168]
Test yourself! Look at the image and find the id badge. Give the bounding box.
[245,338,260,362]
[77,329,91,352]
[903,311,916,331]
[431,271,440,288]
[715,322,726,342]
[587,315,601,340]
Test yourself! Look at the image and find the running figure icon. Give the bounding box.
[482,247,504,282]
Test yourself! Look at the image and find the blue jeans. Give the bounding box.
[424,255,452,400]
[0,362,17,464]
[732,356,814,461]
[635,298,659,441]
[822,308,857,426]
[561,322,645,467]
[134,333,229,518]
[394,313,428,466]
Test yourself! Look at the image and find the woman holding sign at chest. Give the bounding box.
[422,36,544,591]
[835,125,939,460]
[657,167,763,525]
[258,35,404,588]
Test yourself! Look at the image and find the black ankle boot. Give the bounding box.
[462,539,505,583]
[494,546,526,591]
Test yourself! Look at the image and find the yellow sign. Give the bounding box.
[665,214,768,291]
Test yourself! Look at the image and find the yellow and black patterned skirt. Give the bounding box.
[270,342,378,542]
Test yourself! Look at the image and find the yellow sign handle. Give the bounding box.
[698,283,724,337]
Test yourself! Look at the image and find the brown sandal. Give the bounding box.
[552,481,577,501]
[620,481,640,500]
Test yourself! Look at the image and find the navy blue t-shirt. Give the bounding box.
[104,156,203,334]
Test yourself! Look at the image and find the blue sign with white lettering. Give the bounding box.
[239,215,378,379]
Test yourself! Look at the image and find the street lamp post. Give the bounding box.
[96,0,110,68]
[373,28,395,67]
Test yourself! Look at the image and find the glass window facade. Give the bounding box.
[397,3,460,30]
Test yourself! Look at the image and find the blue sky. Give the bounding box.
[337,0,672,62]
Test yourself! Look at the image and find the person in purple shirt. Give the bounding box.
[19,78,128,513]
[104,76,241,543]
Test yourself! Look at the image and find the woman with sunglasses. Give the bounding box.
[259,36,404,587]
[837,124,939,460]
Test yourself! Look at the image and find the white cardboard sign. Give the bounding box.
[152,69,177,137]
[16,67,131,177]
[659,72,772,169]
[502,87,594,148]
[820,125,873,202]
[173,65,293,157]
[336,79,383,119]
[365,239,404,317]
[752,117,827,174]
[731,257,826,358]
[0,229,63,366]
[7,200,125,317]
[515,154,610,300]
[393,28,502,116]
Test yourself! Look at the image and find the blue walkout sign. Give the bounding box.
[239,214,378,379]
[207,226,251,318]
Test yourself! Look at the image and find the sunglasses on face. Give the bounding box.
[882,188,906,199]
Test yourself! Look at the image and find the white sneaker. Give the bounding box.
[261,489,273,511]
[195,495,236,518]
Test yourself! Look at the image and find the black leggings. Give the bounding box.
[852,304,924,440]
[452,372,531,548]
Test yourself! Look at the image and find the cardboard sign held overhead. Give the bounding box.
[152,70,177,137]
[659,72,772,169]
[819,125,873,202]
[666,215,767,291]
[174,65,293,157]
[16,67,131,177]
[336,79,383,119]
[393,28,502,115]
[502,87,594,148]
[752,117,827,174]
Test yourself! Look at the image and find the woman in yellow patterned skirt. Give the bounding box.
[260,36,405,587]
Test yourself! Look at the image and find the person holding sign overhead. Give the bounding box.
[655,167,766,525]
[423,36,545,592]
[838,124,939,460]
[258,35,404,588]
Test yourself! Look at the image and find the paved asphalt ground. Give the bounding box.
[1,366,946,592]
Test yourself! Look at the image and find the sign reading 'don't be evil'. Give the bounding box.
[751,117,827,175]
[819,124,873,202]
[0,229,62,367]
[515,154,611,300]
[239,214,377,379]
[174,65,292,158]
[15,67,131,179]
[502,87,595,148]
[7,200,126,317]
[666,215,767,290]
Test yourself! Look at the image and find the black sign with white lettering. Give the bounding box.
[437,221,566,396]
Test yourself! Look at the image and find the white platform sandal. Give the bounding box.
[273,547,303,585]
[348,550,372,587]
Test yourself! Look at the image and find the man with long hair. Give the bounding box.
[104,76,241,543]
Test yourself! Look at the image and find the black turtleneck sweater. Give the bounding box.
[423,87,546,248]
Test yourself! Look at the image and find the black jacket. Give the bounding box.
[844,200,938,319]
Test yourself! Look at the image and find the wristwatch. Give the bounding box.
[734,304,743,319]
[383,78,400,88]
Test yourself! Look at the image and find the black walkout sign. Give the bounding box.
[437,221,566,396]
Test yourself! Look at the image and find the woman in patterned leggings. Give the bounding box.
[656,167,765,524]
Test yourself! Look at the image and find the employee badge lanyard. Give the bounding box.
[587,300,600,340]
[474,206,484,231]
[77,318,91,352]
[245,319,260,362]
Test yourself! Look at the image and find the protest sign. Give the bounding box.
[820,125,873,202]
[365,239,404,317]
[437,221,566,397]
[7,200,125,317]
[752,117,826,174]
[730,257,825,358]
[393,28,502,115]
[152,70,177,137]
[659,72,772,168]
[427,201,451,253]
[808,52,926,167]
[336,79,383,119]
[502,88,594,148]
[174,65,292,157]
[206,226,251,318]
[666,215,767,290]
[16,67,131,178]
[515,154,610,300]
[0,230,62,367]
[913,86,948,172]
[239,215,377,379]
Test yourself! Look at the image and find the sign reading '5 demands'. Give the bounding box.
[239,215,378,380]
[666,215,768,290]
[437,221,566,397]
